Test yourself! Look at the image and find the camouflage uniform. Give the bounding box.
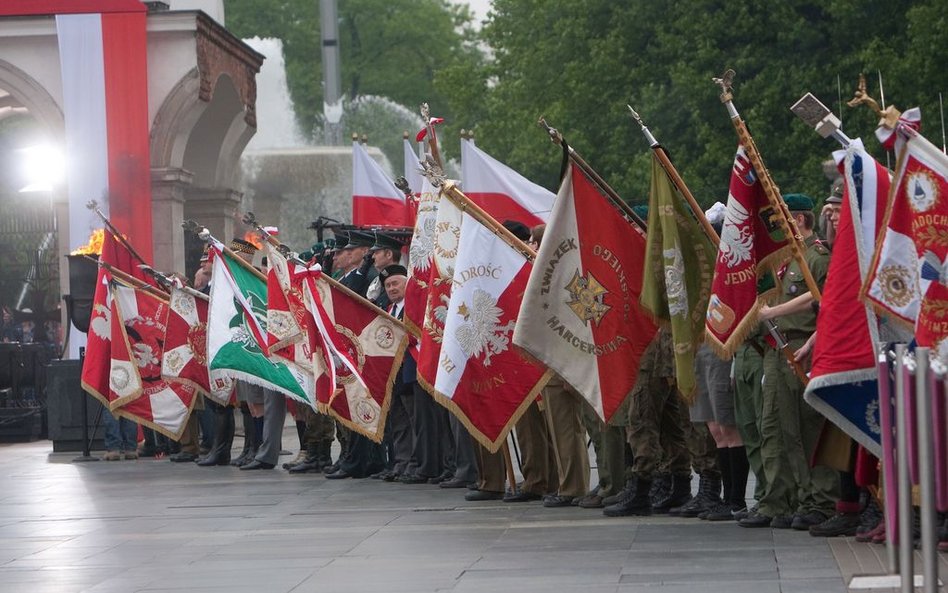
[732,338,771,503]
[627,329,690,479]
[759,235,837,517]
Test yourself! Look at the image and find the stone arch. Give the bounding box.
[0,58,63,141]
[181,73,250,188]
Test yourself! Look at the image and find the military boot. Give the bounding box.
[602,478,634,507]
[652,473,692,514]
[603,477,653,517]
[670,471,721,517]
[649,473,672,508]
[196,405,234,467]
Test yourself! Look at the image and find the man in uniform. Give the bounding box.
[740,193,837,528]
[604,328,691,516]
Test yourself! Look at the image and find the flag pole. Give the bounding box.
[626,105,719,247]
[86,200,168,293]
[420,102,443,169]
[182,220,267,282]
[537,117,647,231]
[713,69,821,302]
[93,258,169,302]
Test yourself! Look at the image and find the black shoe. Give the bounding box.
[770,515,793,529]
[323,462,340,474]
[287,459,323,474]
[809,512,860,537]
[325,469,352,479]
[738,512,774,528]
[398,473,429,484]
[792,511,828,531]
[503,491,542,503]
[669,471,720,517]
[196,453,231,466]
[703,502,740,522]
[857,498,883,535]
[383,472,399,482]
[652,473,692,514]
[603,480,634,506]
[230,449,252,467]
[543,494,576,508]
[733,504,757,521]
[428,471,453,484]
[370,469,393,480]
[603,478,652,517]
[239,460,275,471]
[464,489,504,501]
[169,451,198,463]
[440,478,474,489]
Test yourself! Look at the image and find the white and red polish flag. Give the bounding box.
[0,1,155,258]
[109,282,196,440]
[514,163,657,422]
[460,138,555,228]
[404,177,440,337]
[352,141,409,227]
[435,209,551,451]
[403,137,423,226]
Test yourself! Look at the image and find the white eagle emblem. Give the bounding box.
[719,195,754,268]
[408,202,439,273]
[455,289,516,366]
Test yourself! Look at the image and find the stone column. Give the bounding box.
[151,167,193,275]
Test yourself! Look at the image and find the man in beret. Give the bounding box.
[740,193,837,529]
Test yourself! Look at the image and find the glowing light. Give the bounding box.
[71,229,104,256]
[19,144,65,193]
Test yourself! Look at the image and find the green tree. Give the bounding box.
[225,0,482,144]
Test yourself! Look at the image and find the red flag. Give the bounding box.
[404,177,439,338]
[80,229,152,406]
[161,287,215,399]
[705,144,790,356]
[514,163,657,422]
[352,141,410,227]
[309,275,409,442]
[110,283,196,439]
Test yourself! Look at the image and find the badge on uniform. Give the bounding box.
[789,284,798,295]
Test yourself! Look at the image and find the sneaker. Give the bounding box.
[809,512,860,537]
[123,451,138,460]
[103,450,122,461]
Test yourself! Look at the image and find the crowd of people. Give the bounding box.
[98,181,916,547]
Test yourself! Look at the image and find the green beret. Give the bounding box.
[632,204,649,219]
[782,193,814,212]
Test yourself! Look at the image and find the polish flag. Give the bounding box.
[0,1,156,259]
[461,138,555,228]
[435,211,550,451]
[352,141,408,227]
[403,137,422,226]
[404,177,440,337]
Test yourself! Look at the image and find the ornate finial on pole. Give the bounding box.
[419,155,446,188]
[351,132,359,142]
[361,134,368,145]
[394,176,412,198]
[789,92,852,147]
[712,69,735,103]
[627,105,658,147]
[537,117,563,145]
[420,102,431,122]
[846,73,883,115]
[85,199,99,212]
[182,219,210,242]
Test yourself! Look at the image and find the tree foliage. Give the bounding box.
[225,0,481,142]
[434,0,947,207]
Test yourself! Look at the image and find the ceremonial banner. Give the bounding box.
[352,140,409,227]
[641,154,715,398]
[206,245,315,407]
[805,139,891,456]
[404,177,440,336]
[309,275,409,442]
[514,164,656,423]
[404,137,422,226]
[161,287,214,399]
[109,283,196,439]
[460,138,554,227]
[265,243,308,358]
[416,197,463,395]
[705,144,790,356]
[863,130,948,356]
[435,211,550,450]
[81,229,152,407]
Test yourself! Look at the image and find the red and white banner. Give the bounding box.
[352,141,408,227]
[863,129,948,355]
[416,197,463,395]
[81,229,152,407]
[514,163,656,422]
[309,275,409,442]
[44,2,153,261]
[705,144,790,355]
[162,287,214,399]
[435,210,550,451]
[461,138,554,228]
[404,177,440,337]
[403,138,422,226]
[110,283,196,440]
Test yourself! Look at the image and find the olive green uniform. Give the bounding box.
[731,338,772,503]
[759,235,837,517]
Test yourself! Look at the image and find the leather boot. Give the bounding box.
[652,473,692,514]
[231,409,256,467]
[197,404,234,466]
[670,471,722,517]
[288,442,323,474]
[603,477,653,517]
[316,439,333,469]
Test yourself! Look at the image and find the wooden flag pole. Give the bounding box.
[537,118,647,232]
[627,106,720,248]
[420,102,443,169]
[86,200,169,293]
[93,258,169,302]
[714,69,821,302]
[438,182,538,261]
